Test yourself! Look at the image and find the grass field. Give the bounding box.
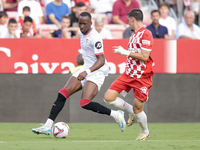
[0,123,200,150]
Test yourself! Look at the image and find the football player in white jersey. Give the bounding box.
[32,12,126,135]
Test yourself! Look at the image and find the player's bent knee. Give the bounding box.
[80,99,91,107]
[104,93,113,101]
[104,89,119,101]
[103,94,110,101]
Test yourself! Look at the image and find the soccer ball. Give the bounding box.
[52,122,70,138]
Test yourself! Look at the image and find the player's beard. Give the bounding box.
[130,27,134,32]
[81,27,91,35]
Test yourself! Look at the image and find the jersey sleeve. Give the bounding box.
[64,3,71,15]
[46,3,53,16]
[78,30,82,37]
[141,30,153,51]
[164,26,168,35]
[175,23,183,39]
[112,1,120,16]
[0,29,6,38]
[36,3,44,17]
[171,18,176,30]
[93,36,104,55]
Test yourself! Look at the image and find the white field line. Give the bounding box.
[1,140,200,143]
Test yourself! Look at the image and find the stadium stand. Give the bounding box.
[6,11,18,21]
[104,24,126,39]
[3,11,18,25]
[37,24,58,36]
[36,24,125,39]
[91,13,109,25]
[0,0,199,39]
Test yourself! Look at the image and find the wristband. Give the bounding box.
[114,46,130,56]
[85,69,91,75]
[121,50,130,56]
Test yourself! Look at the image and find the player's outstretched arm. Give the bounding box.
[129,49,151,62]
[113,46,150,62]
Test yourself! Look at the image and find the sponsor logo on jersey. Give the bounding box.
[86,39,88,44]
[142,40,150,45]
[95,41,102,49]
[133,38,137,44]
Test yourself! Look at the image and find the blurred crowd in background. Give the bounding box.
[0,0,199,39]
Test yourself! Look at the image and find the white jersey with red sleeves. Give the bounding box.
[126,27,154,78]
[78,28,109,75]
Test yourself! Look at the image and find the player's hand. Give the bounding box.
[113,46,121,54]
[77,71,87,81]
[10,30,16,36]
[113,46,130,56]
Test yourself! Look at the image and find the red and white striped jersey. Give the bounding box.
[126,27,154,78]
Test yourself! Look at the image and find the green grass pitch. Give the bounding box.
[0,123,200,150]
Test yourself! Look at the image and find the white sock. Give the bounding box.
[124,101,134,114]
[44,118,54,128]
[110,110,118,119]
[135,111,149,133]
[104,97,134,114]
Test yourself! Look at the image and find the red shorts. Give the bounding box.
[109,72,153,102]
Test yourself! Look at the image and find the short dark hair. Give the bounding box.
[151,9,160,16]
[76,2,85,7]
[128,8,143,21]
[0,11,8,18]
[8,18,17,24]
[79,12,91,20]
[24,16,33,23]
[159,2,170,10]
[23,6,30,12]
[62,15,70,20]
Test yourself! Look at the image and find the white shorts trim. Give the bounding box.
[72,67,105,91]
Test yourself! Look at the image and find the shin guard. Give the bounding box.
[80,99,111,115]
[48,88,69,121]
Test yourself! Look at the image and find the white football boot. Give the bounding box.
[115,110,126,132]
[127,113,136,126]
[135,132,150,140]
[32,125,51,135]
